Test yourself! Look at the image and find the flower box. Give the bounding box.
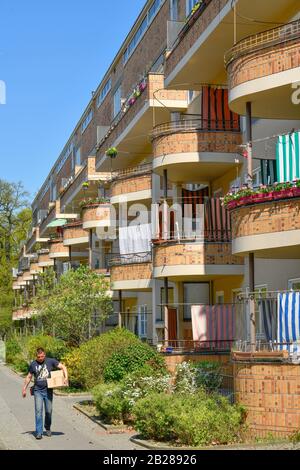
[272,189,294,200]
[226,200,238,210]
[251,192,273,203]
[292,186,300,197]
[139,81,147,92]
[238,196,253,206]
[128,97,136,107]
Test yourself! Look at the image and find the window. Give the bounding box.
[56,142,74,174]
[81,109,93,133]
[186,0,199,16]
[170,0,179,21]
[75,147,81,167]
[51,185,57,202]
[148,0,160,22]
[138,305,148,338]
[183,283,210,320]
[123,0,163,64]
[288,279,300,291]
[97,78,112,107]
[113,86,122,118]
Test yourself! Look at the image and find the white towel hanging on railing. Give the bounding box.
[119,223,152,255]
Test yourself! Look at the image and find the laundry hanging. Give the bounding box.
[277,292,300,350]
[191,304,236,347]
[258,298,277,342]
[119,223,152,255]
[201,86,240,131]
[276,131,300,182]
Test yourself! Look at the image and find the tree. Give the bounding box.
[0,180,31,333]
[0,180,30,263]
[33,266,113,347]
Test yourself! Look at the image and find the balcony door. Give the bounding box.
[183,282,210,321]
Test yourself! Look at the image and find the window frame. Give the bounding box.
[113,85,122,118]
[97,78,112,108]
[81,109,93,134]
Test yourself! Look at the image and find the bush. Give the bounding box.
[5,337,22,364]
[133,391,246,447]
[122,370,172,408]
[174,361,222,394]
[5,336,28,373]
[92,383,129,424]
[61,348,85,389]
[103,342,166,383]
[24,335,69,362]
[62,328,146,390]
[133,393,179,442]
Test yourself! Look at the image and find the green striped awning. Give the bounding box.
[276,131,300,182]
[47,219,67,228]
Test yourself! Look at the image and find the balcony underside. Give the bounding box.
[165,0,298,89]
[232,230,300,258]
[153,265,244,281]
[63,236,89,247]
[229,70,300,119]
[153,152,240,182]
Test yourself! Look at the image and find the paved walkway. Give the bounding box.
[0,364,140,450]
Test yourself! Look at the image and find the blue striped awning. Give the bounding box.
[276,131,300,182]
[278,292,300,350]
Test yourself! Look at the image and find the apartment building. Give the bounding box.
[13,0,300,354]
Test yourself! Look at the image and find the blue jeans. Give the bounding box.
[34,388,53,436]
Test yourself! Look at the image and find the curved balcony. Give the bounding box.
[152,119,241,182]
[109,252,152,290]
[13,280,21,291]
[230,197,300,258]
[82,203,112,230]
[12,307,35,321]
[63,221,89,246]
[225,20,300,118]
[16,273,27,287]
[110,164,152,205]
[22,269,34,282]
[49,239,70,260]
[30,262,42,275]
[153,239,244,280]
[37,250,54,268]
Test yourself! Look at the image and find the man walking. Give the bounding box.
[22,347,68,440]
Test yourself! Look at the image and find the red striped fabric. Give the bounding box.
[192,305,236,348]
[202,86,240,131]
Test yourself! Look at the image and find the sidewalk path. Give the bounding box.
[0,364,140,450]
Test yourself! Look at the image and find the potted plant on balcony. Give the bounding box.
[139,79,147,93]
[82,181,90,191]
[235,186,254,206]
[128,96,136,107]
[222,192,239,210]
[133,87,141,98]
[105,147,118,159]
[251,184,273,203]
[79,196,110,210]
[272,181,294,201]
[292,179,300,197]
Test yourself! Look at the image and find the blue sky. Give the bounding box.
[0,0,145,200]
